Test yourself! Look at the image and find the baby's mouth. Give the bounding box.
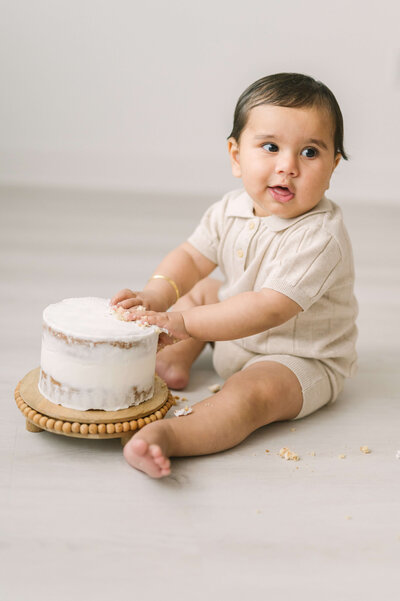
[268,186,295,203]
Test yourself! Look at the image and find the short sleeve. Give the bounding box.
[261,227,342,310]
[187,200,224,265]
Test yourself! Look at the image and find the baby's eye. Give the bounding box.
[301,147,318,158]
[262,142,279,153]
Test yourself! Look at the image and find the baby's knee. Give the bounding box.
[223,365,299,426]
[222,372,275,425]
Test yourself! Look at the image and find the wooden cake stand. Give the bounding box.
[14,368,174,445]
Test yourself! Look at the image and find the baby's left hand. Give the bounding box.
[127,310,189,349]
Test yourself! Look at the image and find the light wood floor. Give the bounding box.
[1,186,399,601]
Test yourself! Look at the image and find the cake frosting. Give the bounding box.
[38,297,160,411]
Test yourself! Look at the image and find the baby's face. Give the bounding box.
[228,104,341,218]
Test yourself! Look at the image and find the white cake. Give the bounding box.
[38,297,160,411]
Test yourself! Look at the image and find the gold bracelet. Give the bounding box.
[150,274,180,302]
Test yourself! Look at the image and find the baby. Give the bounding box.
[111,73,358,478]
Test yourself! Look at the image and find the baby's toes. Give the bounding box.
[156,456,171,471]
[149,445,164,463]
[149,445,170,468]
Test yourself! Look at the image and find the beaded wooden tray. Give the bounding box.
[15,367,174,445]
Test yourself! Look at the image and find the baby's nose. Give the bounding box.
[275,152,299,176]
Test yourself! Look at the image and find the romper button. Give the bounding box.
[237,249,243,258]
[249,222,255,230]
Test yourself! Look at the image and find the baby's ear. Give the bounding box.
[332,152,341,172]
[227,137,242,178]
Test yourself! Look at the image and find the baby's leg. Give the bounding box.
[124,361,303,477]
[156,277,221,389]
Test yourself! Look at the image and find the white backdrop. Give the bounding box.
[1,0,399,202]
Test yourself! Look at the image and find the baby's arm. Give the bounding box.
[184,288,302,340]
[133,288,302,343]
[111,242,216,312]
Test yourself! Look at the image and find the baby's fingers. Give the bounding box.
[110,288,136,306]
[116,298,147,310]
[126,310,158,322]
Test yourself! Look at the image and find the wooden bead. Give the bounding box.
[39,416,48,428]
[122,422,130,432]
[80,424,89,435]
[129,420,138,431]
[150,414,157,422]
[23,407,30,417]
[20,403,27,411]
[54,421,63,432]
[115,423,123,433]
[62,422,72,434]
[137,418,145,429]
[144,417,151,425]
[27,409,36,420]
[88,424,98,435]
[71,422,80,433]
[98,424,106,434]
[106,423,115,434]
[33,413,42,425]
[46,418,55,430]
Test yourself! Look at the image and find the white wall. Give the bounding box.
[1,0,399,202]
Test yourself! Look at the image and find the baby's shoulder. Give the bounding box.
[201,188,251,222]
[220,187,251,214]
[289,199,350,245]
[278,201,354,272]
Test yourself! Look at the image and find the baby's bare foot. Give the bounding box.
[156,353,190,390]
[123,437,171,478]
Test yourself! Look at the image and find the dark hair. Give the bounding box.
[228,73,348,160]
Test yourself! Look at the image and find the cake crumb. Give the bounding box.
[265,449,270,453]
[279,447,300,461]
[111,305,146,321]
[339,454,346,459]
[174,406,193,417]
[290,427,296,432]
[345,515,352,520]
[208,384,221,393]
[310,451,316,456]
[360,446,371,454]
[114,308,130,321]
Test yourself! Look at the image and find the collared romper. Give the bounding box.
[187,188,358,419]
